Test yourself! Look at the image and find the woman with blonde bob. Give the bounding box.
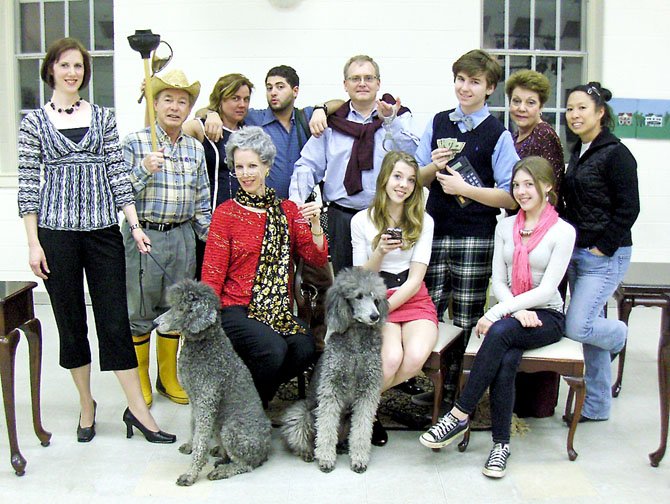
[351,150,438,446]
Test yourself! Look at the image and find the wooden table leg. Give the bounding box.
[426,362,446,453]
[563,376,585,461]
[0,328,27,476]
[21,318,51,446]
[431,361,445,426]
[650,305,670,467]
[613,297,633,398]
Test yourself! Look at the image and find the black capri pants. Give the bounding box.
[220,305,316,403]
[38,225,137,371]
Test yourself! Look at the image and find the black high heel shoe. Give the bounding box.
[122,407,176,444]
[371,417,388,447]
[393,377,425,395]
[77,400,97,443]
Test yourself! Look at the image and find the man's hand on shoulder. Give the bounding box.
[309,107,328,138]
[204,111,223,142]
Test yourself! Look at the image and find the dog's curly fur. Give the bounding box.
[280,267,388,473]
[156,280,271,486]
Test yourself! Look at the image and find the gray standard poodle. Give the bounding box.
[155,279,271,486]
[280,267,388,473]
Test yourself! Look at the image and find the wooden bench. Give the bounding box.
[458,332,585,460]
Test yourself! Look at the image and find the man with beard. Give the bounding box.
[204,65,338,198]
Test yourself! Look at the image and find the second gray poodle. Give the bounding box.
[155,279,271,486]
[280,267,388,473]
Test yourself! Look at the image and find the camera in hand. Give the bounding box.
[386,227,402,241]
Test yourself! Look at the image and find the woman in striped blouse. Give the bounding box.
[17,37,174,444]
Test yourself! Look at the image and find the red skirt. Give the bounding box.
[386,282,438,326]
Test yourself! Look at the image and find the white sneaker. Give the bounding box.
[482,443,510,479]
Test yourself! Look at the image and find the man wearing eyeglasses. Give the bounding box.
[289,54,418,274]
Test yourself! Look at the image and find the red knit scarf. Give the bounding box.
[512,204,559,295]
[327,93,409,195]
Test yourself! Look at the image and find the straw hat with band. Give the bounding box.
[150,69,201,104]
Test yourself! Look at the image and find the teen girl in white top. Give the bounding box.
[351,151,438,443]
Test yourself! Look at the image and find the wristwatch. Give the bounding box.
[314,103,328,115]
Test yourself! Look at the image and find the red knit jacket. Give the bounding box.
[202,199,328,307]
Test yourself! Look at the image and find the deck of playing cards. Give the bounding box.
[437,137,466,154]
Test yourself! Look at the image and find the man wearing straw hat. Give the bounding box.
[121,69,211,406]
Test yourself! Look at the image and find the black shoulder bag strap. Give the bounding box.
[294,108,311,150]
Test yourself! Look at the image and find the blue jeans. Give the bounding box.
[566,246,632,419]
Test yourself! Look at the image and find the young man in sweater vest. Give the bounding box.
[413,49,519,408]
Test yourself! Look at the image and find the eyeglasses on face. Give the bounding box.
[345,75,379,84]
[232,164,262,177]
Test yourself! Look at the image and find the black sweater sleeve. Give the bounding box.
[595,143,640,256]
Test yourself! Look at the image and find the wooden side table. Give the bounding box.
[0,281,51,476]
[612,263,670,467]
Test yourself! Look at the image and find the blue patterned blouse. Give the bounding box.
[18,104,135,230]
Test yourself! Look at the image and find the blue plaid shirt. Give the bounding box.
[122,124,211,240]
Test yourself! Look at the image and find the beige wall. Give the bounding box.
[1,0,668,288]
[112,0,480,137]
[600,1,670,262]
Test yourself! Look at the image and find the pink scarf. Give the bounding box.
[512,204,559,295]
